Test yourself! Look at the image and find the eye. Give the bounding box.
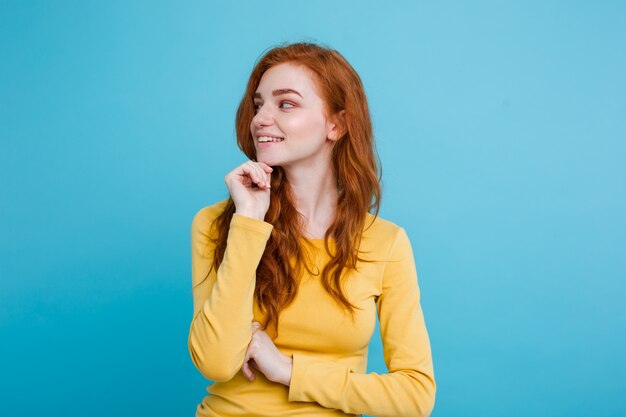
[253,101,295,113]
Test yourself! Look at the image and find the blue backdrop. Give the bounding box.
[1,1,625,416]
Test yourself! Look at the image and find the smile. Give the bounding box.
[257,136,284,143]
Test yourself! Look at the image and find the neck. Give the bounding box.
[283,160,338,239]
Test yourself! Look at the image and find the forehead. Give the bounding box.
[255,63,323,99]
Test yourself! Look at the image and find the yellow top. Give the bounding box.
[188,200,436,417]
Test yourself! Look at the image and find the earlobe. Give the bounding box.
[326,123,338,141]
[327,110,346,141]
[328,128,341,141]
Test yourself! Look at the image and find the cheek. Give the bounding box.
[285,112,327,137]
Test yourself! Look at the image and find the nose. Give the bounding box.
[252,103,273,127]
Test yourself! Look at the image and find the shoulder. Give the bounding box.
[191,199,229,231]
[361,212,411,258]
[362,212,404,242]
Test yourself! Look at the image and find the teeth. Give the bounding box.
[258,136,284,143]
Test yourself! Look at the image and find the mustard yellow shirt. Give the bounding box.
[188,200,436,417]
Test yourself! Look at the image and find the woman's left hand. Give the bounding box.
[241,321,293,386]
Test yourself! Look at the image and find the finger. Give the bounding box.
[226,163,254,184]
[245,161,266,188]
[242,360,255,381]
[241,352,255,381]
[249,162,270,188]
[257,162,273,184]
[258,162,273,173]
[250,161,272,188]
[239,163,265,188]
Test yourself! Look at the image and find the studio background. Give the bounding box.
[1,1,624,416]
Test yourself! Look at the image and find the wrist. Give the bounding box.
[235,209,265,221]
[279,355,293,387]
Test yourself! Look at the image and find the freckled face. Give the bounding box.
[251,63,336,168]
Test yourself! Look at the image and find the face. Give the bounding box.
[251,62,341,168]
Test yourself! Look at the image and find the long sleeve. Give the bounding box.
[188,207,273,382]
[287,227,436,417]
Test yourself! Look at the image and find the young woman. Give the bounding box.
[188,41,436,417]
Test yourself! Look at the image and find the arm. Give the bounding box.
[288,227,436,417]
[187,207,273,381]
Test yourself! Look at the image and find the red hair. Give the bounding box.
[202,41,381,336]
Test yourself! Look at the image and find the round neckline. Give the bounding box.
[301,236,334,244]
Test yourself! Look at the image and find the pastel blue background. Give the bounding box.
[1,1,624,416]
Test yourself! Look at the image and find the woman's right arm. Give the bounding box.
[188,161,274,382]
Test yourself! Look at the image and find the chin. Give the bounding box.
[256,154,283,167]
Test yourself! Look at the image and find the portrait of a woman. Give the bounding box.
[188,41,436,417]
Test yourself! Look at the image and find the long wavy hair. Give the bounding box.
[203,41,381,336]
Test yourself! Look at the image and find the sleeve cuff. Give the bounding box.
[288,352,309,402]
[289,352,343,403]
[230,213,273,236]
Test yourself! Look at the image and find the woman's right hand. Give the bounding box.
[225,160,273,221]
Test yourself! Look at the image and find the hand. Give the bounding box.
[241,321,292,386]
[224,161,273,221]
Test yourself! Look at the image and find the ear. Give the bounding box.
[327,110,346,141]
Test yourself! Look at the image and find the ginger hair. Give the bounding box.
[201,41,381,335]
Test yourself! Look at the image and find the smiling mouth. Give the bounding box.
[257,136,285,143]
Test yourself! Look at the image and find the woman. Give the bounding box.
[188,41,436,417]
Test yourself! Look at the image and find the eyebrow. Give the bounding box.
[253,88,303,99]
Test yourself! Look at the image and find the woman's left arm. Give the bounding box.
[287,227,436,417]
